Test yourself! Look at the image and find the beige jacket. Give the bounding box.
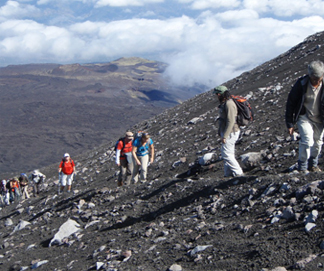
[218,98,240,139]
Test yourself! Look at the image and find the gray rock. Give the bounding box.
[189,245,212,257]
[240,152,263,169]
[281,206,295,221]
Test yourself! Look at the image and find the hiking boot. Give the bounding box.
[309,166,322,172]
[117,180,123,187]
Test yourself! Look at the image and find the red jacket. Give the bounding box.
[59,159,75,175]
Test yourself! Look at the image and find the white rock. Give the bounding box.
[169,263,182,271]
[304,210,318,223]
[189,245,212,257]
[188,117,201,124]
[31,260,49,269]
[11,220,31,235]
[305,222,316,233]
[4,218,13,227]
[271,267,287,271]
[49,219,81,246]
[199,153,216,165]
[96,262,105,270]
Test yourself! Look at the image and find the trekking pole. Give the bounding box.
[58,172,61,194]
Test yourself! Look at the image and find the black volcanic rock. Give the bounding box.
[1,32,324,271]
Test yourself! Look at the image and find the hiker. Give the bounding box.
[9,177,20,203]
[29,170,46,197]
[214,85,244,177]
[58,153,75,193]
[0,180,9,206]
[286,60,324,172]
[115,131,134,186]
[132,132,154,183]
[19,173,29,199]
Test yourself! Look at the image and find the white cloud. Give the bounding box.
[95,0,164,8]
[0,1,41,19]
[243,0,324,17]
[0,0,324,88]
[189,0,241,10]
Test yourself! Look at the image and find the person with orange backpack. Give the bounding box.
[58,153,75,193]
[214,85,244,177]
[9,177,20,203]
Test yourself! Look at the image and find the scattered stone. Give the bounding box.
[49,219,81,246]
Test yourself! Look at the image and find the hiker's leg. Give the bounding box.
[140,155,149,182]
[132,156,140,183]
[297,115,313,170]
[125,160,134,186]
[221,131,243,177]
[60,174,67,192]
[309,120,324,168]
[25,186,30,198]
[15,188,20,201]
[67,174,73,192]
[119,159,127,186]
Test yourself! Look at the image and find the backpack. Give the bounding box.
[231,95,254,126]
[61,158,74,169]
[134,131,144,141]
[114,137,126,153]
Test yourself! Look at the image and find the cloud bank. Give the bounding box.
[1,0,324,88]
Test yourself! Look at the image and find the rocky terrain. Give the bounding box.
[0,57,203,175]
[1,31,324,271]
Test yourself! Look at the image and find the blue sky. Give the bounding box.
[1,0,324,87]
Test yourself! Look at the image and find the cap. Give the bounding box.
[213,85,228,95]
[125,132,133,138]
[64,153,70,158]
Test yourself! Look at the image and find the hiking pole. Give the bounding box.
[58,172,61,194]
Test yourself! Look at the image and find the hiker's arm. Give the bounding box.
[223,101,236,140]
[115,149,121,166]
[149,143,154,163]
[132,147,141,165]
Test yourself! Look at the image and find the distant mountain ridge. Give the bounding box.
[0,57,204,175]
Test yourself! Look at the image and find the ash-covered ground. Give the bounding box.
[2,32,324,271]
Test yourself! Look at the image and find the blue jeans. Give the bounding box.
[297,114,324,170]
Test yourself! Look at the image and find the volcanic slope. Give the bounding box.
[2,31,324,271]
[0,57,203,175]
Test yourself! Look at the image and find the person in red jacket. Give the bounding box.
[115,131,134,186]
[58,153,75,193]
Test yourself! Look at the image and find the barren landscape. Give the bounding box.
[1,32,324,271]
[0,57,203,175]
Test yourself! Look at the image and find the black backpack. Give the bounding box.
[114,137,126,153]
[231,95,254,126]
